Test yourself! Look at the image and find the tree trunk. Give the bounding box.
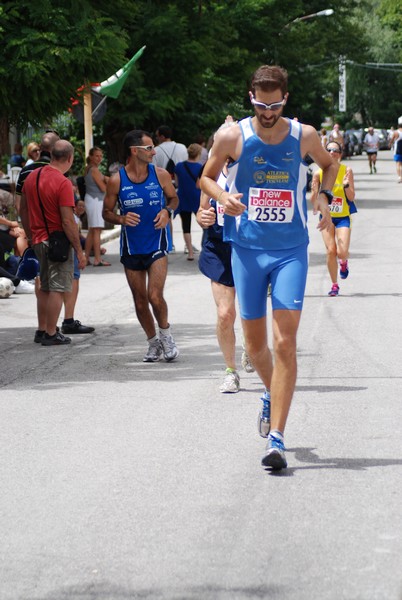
[0,117,10,166]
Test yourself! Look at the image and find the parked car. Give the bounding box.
[349,129,364,154]
[343,130,361,157]
[375,129,389,150]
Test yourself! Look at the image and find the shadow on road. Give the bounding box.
[0,322,224,390]
[289,446,402,472]
[25,581,284,600]
[263,446,402,478]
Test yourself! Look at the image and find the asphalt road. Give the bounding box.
[1,151,402,600]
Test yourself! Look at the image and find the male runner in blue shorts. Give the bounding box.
[201,65,338,470]
[103,130,179,362]
[197,177,255,394]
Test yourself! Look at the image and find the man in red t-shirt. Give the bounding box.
[20,140,86,346]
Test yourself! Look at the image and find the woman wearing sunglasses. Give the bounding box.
[25,142,41,166]
[311,140,356,297]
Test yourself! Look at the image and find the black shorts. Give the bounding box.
[198,238,234,287]
[121,250,167,271]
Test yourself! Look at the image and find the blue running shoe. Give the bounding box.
[258,390,271,438]
[328,284,339,297]
[339,260,349,279]
[261,434,287,470]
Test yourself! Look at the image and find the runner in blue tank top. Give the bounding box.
[103,129,180,363]
[201,65,338,471]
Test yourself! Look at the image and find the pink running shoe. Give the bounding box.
[328,284,339,297]
[340,260,349,279]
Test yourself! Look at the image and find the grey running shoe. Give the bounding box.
[160,334,179,362]
[219,369,240,393]
[258,390,271,438]
[241,350,255,373]
[261,434,287,470]
[143,338,163,362]
[41,332,71,346]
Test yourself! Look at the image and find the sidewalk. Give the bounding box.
[100,224,121,244]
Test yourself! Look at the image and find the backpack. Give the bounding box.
[396,138,402,155]
[160,144,176,179]
[165,157,175,176]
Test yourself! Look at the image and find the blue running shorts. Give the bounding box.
[199,238,234,287]
[320,214,351,228]
[231,242,309,319]
[332,216,351,229]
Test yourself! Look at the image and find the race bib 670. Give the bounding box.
[329,196,344,215]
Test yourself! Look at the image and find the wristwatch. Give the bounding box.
[319,189,334,203]
[164,206,174,217]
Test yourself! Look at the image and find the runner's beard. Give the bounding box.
[256,110,282,129]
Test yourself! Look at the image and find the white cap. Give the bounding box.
[398,115,402,125]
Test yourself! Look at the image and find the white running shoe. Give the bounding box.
[160,333,179,362]
[241,350,255,373]
[14,280,35,294]
[143,339,163,362]
[219,369,240,393]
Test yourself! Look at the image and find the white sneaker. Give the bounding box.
[160,333,179,362]
[143,339,163,362]
[220,370,240,393]
[241,350,255,373]
[14,280,35,294]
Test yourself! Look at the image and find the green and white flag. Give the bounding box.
[92,46,146,99]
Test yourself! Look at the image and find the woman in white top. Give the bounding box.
[84,147,110,266]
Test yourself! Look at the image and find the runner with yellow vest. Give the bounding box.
[311,140,356,296]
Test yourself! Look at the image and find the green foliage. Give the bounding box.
[0,0,129,127]
[1,0,401,161]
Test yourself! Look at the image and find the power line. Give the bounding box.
[346,60,402,73]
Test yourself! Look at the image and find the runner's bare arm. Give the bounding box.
[156,168,179,212]
[343,167,356,202]
[153,168,179,229]
[196,192,216,228]
[200,126,244,216]
[302,125,337,230]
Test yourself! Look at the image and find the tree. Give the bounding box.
[101,0,371,160]
[2,0,392,163]
[0,0,129,155]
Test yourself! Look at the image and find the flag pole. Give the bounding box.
[83,85,93,158]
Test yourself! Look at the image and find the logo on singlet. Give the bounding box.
[254,170,267,184]
[265,171,290,184]
[125,198,143,207]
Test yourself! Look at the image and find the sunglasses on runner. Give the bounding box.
[130,145,155,151]
[327,148,341,153]
[250,94,286,111]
